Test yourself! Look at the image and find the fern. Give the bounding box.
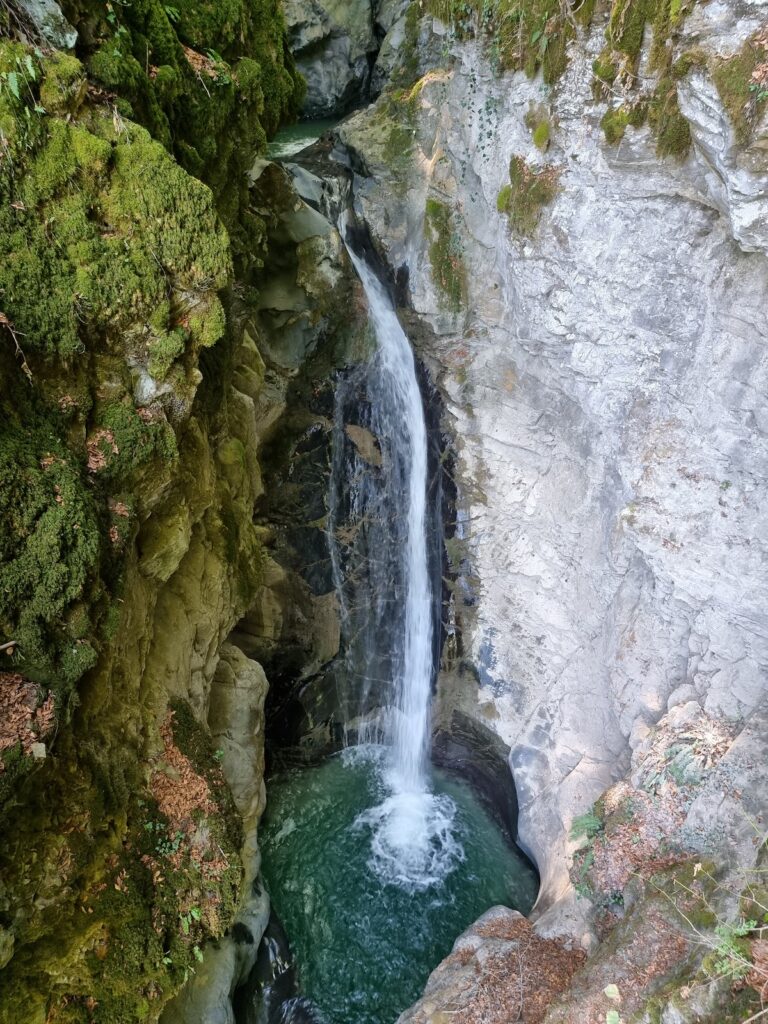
[570,812,604,842]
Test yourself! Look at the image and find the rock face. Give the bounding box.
[284,0,377,116]
[334,0,768,1001]
[161,647,270,1024]
[15,0,77,48]
[397,906,586,1024]
[284,0,411,115]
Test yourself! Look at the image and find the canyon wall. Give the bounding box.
[326,0,768,1016]
[0,4,360,1021]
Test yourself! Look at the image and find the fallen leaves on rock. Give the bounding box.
[86,429,118,473]
[149,712,228,886]
[0,671,55,768]
[747,938,768,1002]
[403,910,586,1024]
[545,906,692,1024]
[150,712,215,830]
[472,917,586,1023]
[588,781,687,894]
[183,46,219,80]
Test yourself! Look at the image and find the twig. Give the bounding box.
[0,311,32,382]
[741,1006,768,1024]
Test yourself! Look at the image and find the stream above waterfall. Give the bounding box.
[267,119,340,160]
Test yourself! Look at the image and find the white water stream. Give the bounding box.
[339,239,462,891]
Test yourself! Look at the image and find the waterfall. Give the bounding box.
[343,245,433,792]
[329,229,462,891]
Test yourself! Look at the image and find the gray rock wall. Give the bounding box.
[284,0,377,116]
[336,1,768,934]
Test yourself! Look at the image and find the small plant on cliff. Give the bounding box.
[711,918,759,980]
[497,156,560,235]
[571,811,605,842]
[646,855,768,1016]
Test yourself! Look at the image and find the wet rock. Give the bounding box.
[15,0,76,48]
[432,708,523,846]
[284,0,378,117]
[344,423,382,466]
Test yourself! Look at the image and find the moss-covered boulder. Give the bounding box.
[59,0,305,253]
[0,10,311,1016]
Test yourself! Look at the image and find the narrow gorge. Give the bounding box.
[0,1,767,1023]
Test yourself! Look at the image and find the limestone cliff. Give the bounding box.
[328,0,768,1017]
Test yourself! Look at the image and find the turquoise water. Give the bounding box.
[267,119,339,161]
[260,747,539,1024]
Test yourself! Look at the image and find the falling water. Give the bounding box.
[330,234,461,891]
[255,221,539,1024]
[343,245,433,791]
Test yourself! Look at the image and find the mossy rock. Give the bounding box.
[713,32,768,146]
[424,198,467,314]
[498,156,560,236]
[59,0,305,248]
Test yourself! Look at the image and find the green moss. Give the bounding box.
[0,398,102,696]
[189,296,227,349]
[607,0,655,60]
[713,33,768,146]
[600,99,649,143]
[60,0,304,250]
[533,121,550,149]
[424,198,467,313]
[671,46,708,79]
[148,328,188,380]
[0,59,231,361]
[592,55,618,92]
[601,106,630,143]
[525,108,552,150]
[596,0,694,157]
[498,155,560,235]
[39,53,87,116]
[648,77,691,157]
[96,402,178,482]
[104,139,231,288]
